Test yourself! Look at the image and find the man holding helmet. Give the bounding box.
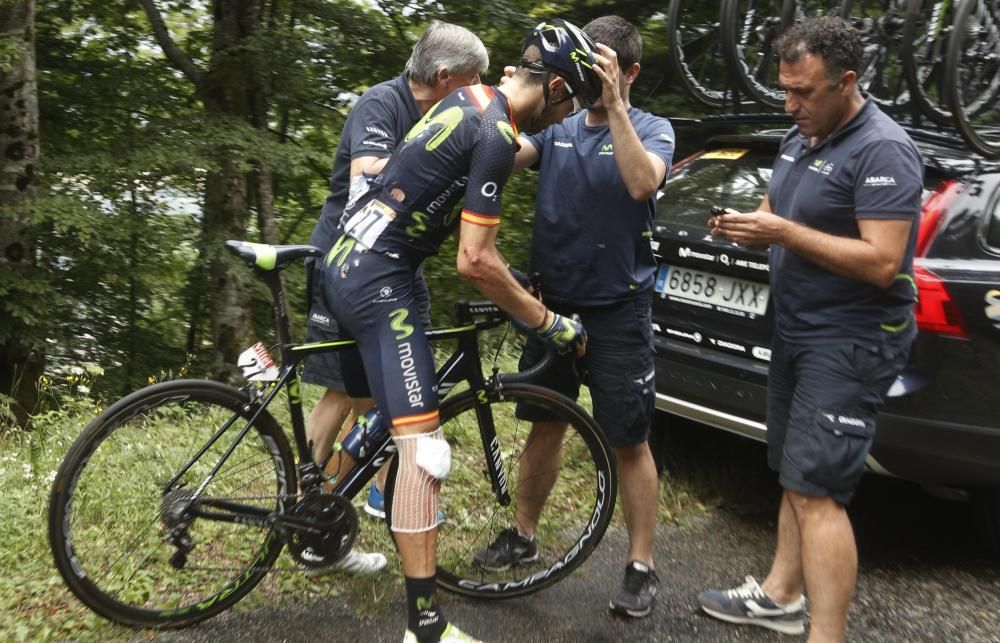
[478,15,674,619]
[314,18,598,643]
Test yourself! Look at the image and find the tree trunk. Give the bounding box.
[0,0,42,426]
[139,0,274,380]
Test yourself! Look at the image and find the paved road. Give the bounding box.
[153,424,1000,643]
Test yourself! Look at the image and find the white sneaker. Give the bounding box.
[302,548,387,576]
[403,623,481,643]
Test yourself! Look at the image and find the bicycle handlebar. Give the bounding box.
[453,300,556,386]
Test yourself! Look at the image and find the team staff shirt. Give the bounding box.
[338,84,518,264]
[309,74,422,252]
[526,108,675,307]
[767,99,923,347]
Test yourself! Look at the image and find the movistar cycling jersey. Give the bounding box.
[337,84,518,265]
[319,84,518,427]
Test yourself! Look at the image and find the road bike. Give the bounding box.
[48,240,617,628]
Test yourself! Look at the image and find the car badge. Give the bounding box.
[985,289,1000,330]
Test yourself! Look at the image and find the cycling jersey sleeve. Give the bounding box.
[459,106,517,227]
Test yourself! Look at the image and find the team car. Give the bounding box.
[651,115,1000,549]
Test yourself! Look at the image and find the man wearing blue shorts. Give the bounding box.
[314,19,599,642]
[698,17,922,642]
[474,15,675,618]
[302,22,487,572]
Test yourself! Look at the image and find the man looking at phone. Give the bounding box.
[697,17,922,642]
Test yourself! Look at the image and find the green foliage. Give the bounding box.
[7,0,707,408]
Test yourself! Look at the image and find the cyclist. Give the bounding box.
[303,23,488,568]
[314,18,599,643]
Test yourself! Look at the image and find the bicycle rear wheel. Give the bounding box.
[722,0,791,109]
[428,383,616,599]
[49,380,296,628]
[901,0,959,125]
[668,0,733,107]
[946,0,1000,158]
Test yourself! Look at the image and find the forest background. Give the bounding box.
[0,0,724,425]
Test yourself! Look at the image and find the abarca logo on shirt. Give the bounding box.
[864,175,897,186]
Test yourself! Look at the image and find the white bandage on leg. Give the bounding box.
[391,428,449,533]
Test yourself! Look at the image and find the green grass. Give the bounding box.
[0,346,719,641]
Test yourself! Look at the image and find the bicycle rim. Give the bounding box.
[723,0,794,109]
[947,0,1000,158]
[902,0,957,125]
[49,380,295,628]
[432,384,617,599]
[668,0,733,108]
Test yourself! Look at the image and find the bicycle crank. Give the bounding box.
[285,493,358,569]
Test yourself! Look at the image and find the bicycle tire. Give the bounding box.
[901,0,958,125]
[945,0,1000,158]
[722,0,796,109]
[387,383,617,599]
[668,0,733,108]
[49,379,296,628]
[841,0,911,112]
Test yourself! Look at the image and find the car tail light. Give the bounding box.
[915,179,962,257]
[913,263,968,339]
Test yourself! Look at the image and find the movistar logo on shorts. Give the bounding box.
[397,341,423,408]
[389,308,414,340]
[864,175,897,186]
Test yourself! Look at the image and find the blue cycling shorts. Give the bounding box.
[316,236,439,428]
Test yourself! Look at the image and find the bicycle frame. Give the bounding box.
[174,266,517,529]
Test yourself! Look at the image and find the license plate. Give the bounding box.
[655,263,769,316]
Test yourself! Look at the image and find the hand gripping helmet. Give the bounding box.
[520,18,602,106]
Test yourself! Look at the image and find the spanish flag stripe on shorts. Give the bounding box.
[392,409,441,428]
[467,84,495,111]
[461,210,501,227]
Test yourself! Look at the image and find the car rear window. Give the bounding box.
[655,148,776,228]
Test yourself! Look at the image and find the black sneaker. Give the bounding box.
[698,575,806,635]
[472,528,539,571]
[609,561,659,618]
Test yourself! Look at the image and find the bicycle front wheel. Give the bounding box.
[49,380,296,628]
[432,383,617,599]
[946,0,1000,158]
[668,0,733,108]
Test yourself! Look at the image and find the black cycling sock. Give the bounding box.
[405,575,446,642]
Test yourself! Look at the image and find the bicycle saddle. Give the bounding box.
[225,240,323,271]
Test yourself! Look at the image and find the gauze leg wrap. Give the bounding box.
[391,428,450,533]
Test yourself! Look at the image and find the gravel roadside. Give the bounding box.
[151,470,1000,643]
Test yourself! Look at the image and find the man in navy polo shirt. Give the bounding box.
[474,15,674,618]
[302,21,488,574]
[698,17,922,642]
